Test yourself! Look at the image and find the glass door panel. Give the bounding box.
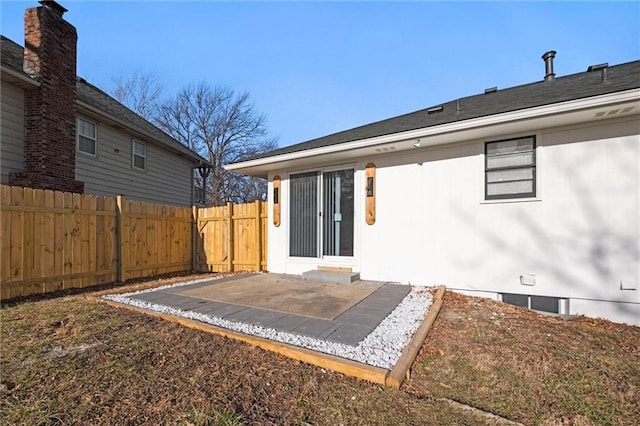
[323,169,354,257]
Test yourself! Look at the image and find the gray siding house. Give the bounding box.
[0,1,209,206]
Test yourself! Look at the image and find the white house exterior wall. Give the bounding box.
[75,115,194,206]
[267,116,640,325]
[0,80,25,184]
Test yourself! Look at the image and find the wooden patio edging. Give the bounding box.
[386,285,446,388]
[98,297,389,385]
[94,285,446,388]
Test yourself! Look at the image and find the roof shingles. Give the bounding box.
[1,35,209,165]
[251,59,640,161]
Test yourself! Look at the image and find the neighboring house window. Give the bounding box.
[132,140,146,170]
[77,118,97,155]
[485,136,536,199]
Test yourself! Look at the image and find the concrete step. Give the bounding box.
[302,269,360,285]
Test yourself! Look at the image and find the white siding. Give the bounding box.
[75,116,194,206]
[0,81,25,183]
[267,116,640,325]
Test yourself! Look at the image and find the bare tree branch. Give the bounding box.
[111,70,164,120]
[155,83,278,205]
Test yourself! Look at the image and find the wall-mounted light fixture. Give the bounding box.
[413,139,421,148]
[273,175,281,227]
[365,163,375,225]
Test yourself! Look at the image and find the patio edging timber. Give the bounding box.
[91,284,446,387]
[386,285,446,388]
[96,296,389,385]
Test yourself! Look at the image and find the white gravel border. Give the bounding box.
[103,278,432,369]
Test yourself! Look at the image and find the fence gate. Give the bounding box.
[196,201,267,273]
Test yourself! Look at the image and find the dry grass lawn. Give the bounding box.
[408,291,640,425]
[2,273,639,425]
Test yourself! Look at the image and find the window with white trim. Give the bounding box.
[77,117,97,155]
[502,293,563,314]
[485,136,536,200]
[132,140,146,170]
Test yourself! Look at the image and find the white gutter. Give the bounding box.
[226,88,640,171]
[1,65,40,87]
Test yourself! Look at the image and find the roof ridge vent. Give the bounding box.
[484,87,498,94]
[587,62,609,82]
[427,105,444,114]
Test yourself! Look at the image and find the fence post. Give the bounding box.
[192,205,198,272]
[255,200,262,272]
[226,202,233,272]
[116,195,125,282]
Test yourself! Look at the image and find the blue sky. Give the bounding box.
[2,1,639,148]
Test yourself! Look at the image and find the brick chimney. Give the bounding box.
[9,0,84,193]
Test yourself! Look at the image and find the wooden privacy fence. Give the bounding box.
[196,201,268,273]
[1,185,118,299]
[117,195,193,281]
[0,185,267,300]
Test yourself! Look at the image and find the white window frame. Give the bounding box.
[132,139,147,170]
[77,117,97,156]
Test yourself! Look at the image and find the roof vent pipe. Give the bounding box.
[542,50,556,81]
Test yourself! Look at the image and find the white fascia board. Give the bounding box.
[226,88,640,173]
[1,65,40,87]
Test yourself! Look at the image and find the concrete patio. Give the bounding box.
[128,273,412,346]
[101,273,444,387]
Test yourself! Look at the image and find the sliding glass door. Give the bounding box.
[289,168,354,258]
[289,171,318,257]
[322,169,354,256]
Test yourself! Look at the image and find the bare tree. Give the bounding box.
[155,83,278,205]
[111,71,163,120]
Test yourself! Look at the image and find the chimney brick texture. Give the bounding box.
[10,2,84,193]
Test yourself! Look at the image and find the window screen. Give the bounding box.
[531,296,559,314]
[502,293,529,308]
[485,136,535,199]
[289,172,318,257]
[502,293,561,314]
